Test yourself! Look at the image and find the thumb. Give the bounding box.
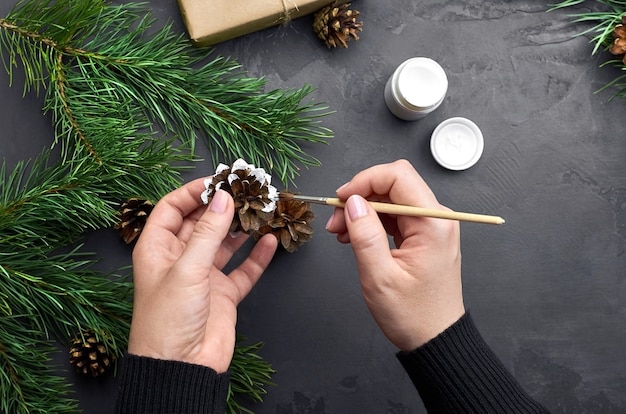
[173,189,234,282]
[344,195,395,276]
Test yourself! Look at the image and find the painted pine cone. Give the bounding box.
[201,159,278,233]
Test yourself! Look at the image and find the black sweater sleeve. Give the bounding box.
[114,354,230,414]
[397,313,549,413]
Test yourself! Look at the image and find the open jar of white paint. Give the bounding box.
[384,57,448,121]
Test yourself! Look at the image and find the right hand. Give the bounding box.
[325,160,465,351]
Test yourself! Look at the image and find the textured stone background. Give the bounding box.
[2,0,626,412]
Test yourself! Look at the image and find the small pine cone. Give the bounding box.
[69,330,115,378]
[313,1,363,48]
[114,198,154,244]
[201,159,278,233]
[255,194,315,253]
[610,16,626,65]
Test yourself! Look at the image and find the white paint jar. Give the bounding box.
[384,57,448,121]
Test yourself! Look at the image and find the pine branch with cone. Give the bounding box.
[550,0,626,99]
[0,0,331,410]
[0,0,333,184]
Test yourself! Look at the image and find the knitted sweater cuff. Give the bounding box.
[396,313,548,413]
[115,354,229,414]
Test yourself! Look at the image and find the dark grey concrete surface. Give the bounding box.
[2,0,626,413]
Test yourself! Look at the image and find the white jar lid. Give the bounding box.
[430,117,484,170]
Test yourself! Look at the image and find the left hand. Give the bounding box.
[127,179,278,373]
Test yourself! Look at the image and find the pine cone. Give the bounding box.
[610,16,626,65]
[255,194,315,253]
[114,198,154,244]
[69,330,115,378]
[201,159,278,233]
[313,1,363,49]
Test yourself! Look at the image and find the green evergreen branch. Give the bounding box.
[0,0,322,410]
[0,248,132,356]
[550,0,625,52]
[0,152,133,353]
[0,151,134,411]
[52,53,102,163]
[0,248,132,353]
[550,0,626,98]
[0,316,78,414]
[1,0,333,183]
[0,147,182,249]
[0,152,116,248]
[227,337,276,414]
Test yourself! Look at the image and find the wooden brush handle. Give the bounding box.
[324,197,505,225]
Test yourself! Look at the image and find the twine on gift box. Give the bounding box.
[278,0,299,24]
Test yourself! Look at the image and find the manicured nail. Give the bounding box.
[346,195,368,221]
[336,182,349,194]
[325,214,334,230]
[209,189,228,213]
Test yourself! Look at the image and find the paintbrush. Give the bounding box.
[279,193,505,225]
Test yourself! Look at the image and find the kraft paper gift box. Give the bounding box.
[177,0,350,46]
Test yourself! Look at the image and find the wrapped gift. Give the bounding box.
[177,0,350,46]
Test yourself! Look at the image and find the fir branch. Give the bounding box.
[0,151,117,248]
[0,247,132,354]
[0,0,333,183]
[0,151,133,410]
[52,52,102,163]
[550,0,626,98]
[0,147,183,248]
[0,316,78,414]
[550,0,625,52]
[597,57,626,98]
[227,337,276,414]
[0,151,133,352]
[0,0,324,410]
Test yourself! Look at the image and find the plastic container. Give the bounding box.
[384,57,448,121]
[430,117,484,170]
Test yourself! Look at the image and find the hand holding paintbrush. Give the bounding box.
[324,159,468,350]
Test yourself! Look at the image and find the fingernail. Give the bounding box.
[325,214,334,230]
[209,190,228,213]
[346,195,368,221]
[336,182,349,194]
